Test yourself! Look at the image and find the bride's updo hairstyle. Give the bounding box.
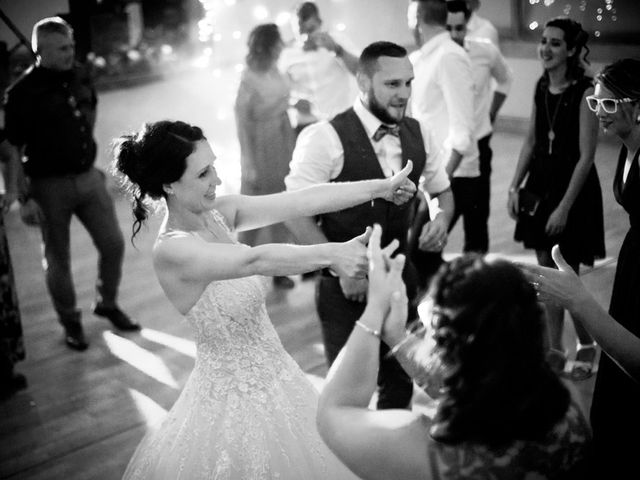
[113,120,206,242]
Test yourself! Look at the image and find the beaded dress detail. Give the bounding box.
[122,210,358,479]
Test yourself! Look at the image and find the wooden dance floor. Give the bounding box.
[0,69,626,479]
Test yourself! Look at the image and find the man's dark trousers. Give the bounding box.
[31,167,124,317]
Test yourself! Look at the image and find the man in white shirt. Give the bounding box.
[446,0,512,253]
[285,41,453,409]
[408,0,475,281]
[466,0,499,48]
[279,1,359,133]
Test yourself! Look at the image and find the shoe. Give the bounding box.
[569,343,597,381]
[546,348,568,376]
[60,312,89,351]
[273,276,295,289]
[93,303,140,331]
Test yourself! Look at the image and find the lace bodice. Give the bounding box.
[185,274,302,403]
[180,209,304,403]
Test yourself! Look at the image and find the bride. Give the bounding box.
[113,120,416,479]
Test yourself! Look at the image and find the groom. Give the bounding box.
[285,41,453,408]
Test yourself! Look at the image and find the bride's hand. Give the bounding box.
[383,161,416,206]
[330,227,372,279]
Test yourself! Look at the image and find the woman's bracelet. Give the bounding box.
[355,320,381,339]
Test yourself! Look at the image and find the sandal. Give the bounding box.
[569,343,598,381]
[546,348,568,376]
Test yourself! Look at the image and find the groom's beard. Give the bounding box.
[366,88,406,125]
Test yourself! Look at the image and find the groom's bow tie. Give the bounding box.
[372,124,400,142]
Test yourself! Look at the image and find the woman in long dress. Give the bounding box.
[235,24,297,289]
[507,17,604,380]
[113,120,415,479]
[0,136,26,399]
[520,58,640,479]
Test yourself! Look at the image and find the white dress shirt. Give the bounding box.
[465,37,512,139]
[285,98,450,197]
[410,31,478,178]
[279,33,359,121]
[467,12,499,48]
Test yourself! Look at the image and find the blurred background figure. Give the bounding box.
[279,1,359,134]
[234,23,296,289]
[0,132,26,400]
[507,17,604,381]
[445,0,512,254]
[3,17,139,352]
[407,0,476,288]
[317,228,591,480]
[465,0,499,48]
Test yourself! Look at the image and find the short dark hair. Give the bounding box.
[358,41,407,78]
[296,1,320,22]
[415,0,448,27]
[447,0,471,21]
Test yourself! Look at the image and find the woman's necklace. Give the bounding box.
[544,86,567,156]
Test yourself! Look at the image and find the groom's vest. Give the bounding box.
[320,108,426,251]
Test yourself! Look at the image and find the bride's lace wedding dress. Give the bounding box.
[122,211,357,479]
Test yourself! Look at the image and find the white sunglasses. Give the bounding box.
[586,95,634,114]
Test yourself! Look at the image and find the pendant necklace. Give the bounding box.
[544,85,566,156]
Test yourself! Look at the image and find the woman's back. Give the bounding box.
[426,402,591,479]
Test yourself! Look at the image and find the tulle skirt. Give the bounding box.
[122,365,359,480]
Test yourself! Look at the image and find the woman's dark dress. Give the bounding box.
[0,204,25,380]
[589,146,640,477]
[515,76,605,266]
[1,127,25,382]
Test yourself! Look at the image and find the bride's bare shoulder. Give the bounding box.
[153,231,200,266]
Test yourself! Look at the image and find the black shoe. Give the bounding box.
[273,276,295,289]
[93,303,140,331]
[60,313,89,351]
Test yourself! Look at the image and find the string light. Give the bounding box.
[527,0,622,40]
[252,5,269,21]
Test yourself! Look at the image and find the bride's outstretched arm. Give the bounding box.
[215,161,415,232]
[154,228,372,284]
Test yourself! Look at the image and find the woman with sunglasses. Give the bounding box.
[521,58,640,478]
[507,17,604,380]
